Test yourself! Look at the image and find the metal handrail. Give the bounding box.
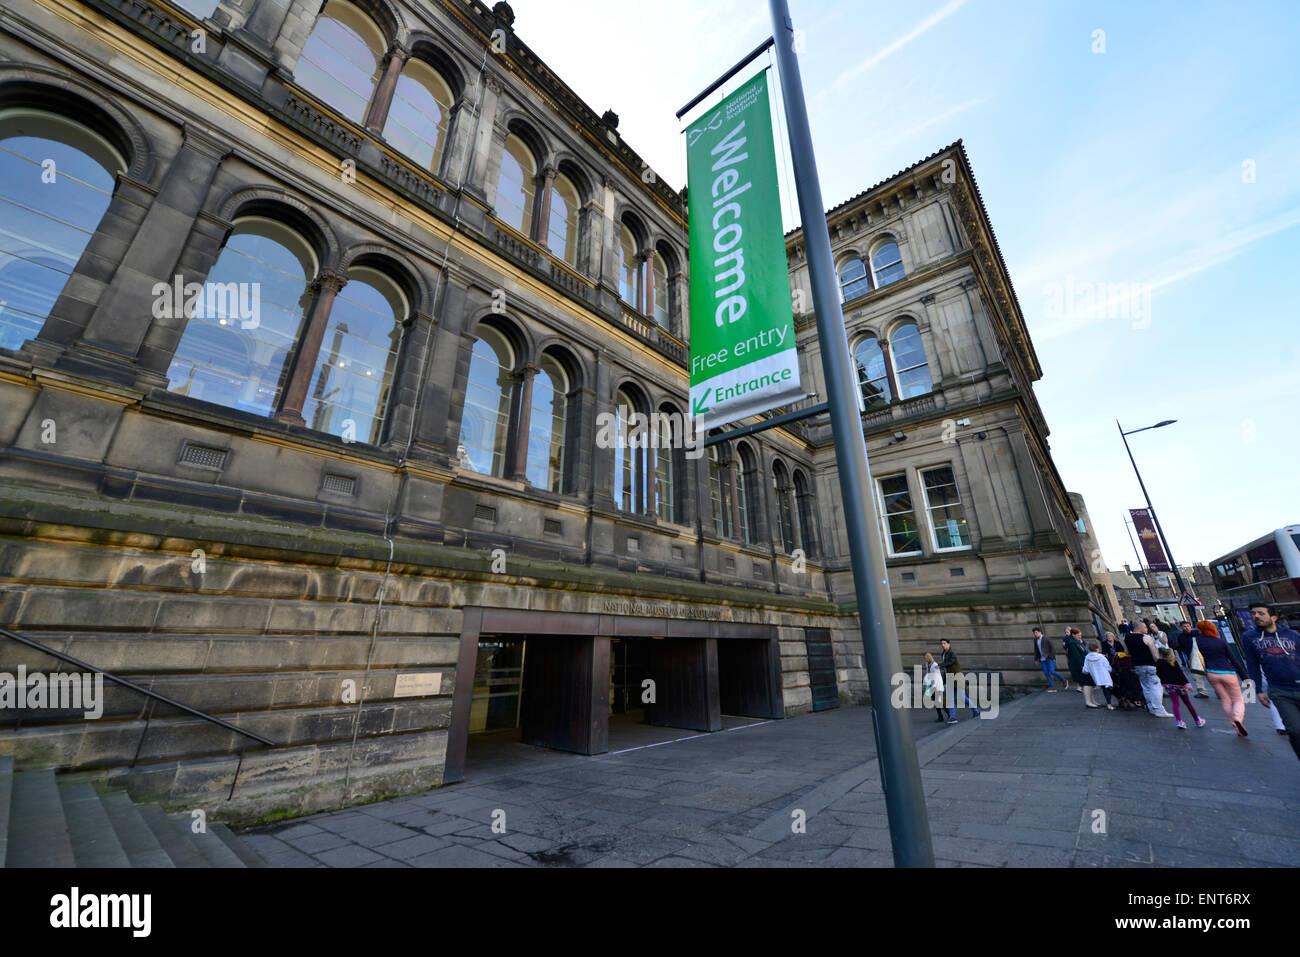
[0,626,274,747]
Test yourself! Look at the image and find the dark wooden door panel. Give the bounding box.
[805,628,839,711]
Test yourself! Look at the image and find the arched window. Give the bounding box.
[794,469,818,559]
[496,134,536,236]
[166,218,317,417]
[614,387,648,513]
[300,266,405,444]
[654,409,678,523]
[617,223,639,307]
[853,336,892,410]
[458,325,514,476]
[773,461,795,553]
[838,257,870,301]
[296,1,386,124]
[384,59,454,173]
[651,253,670,328]
[871,240,904,286]
[0,109,124,352]
[546,173,580,267]
[709,445,733,538]
[737,443,759,544]
[890,321,932,399]
[525,354,567,492]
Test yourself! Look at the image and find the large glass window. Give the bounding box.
[525,355,567,492]
[921,465,971,550]
[654,412,675,523]
[774,462,795,553]
[838,257,870,301]
[496,134,536,236]
[853,336,892,410]
[737,444,758,545]
[296,1,386,125]
[546,173,580,267]
[458,325,514,476]
[878,474,921,556]
[871,240,904,286]
[300,266,405,445]
[890,321,932,399]
[614,388,647,513]
[384,59,454,173]
[618,223,639,306]
[794,469,817,559]
[652,253,670,328]
[709,446,732,538]
[166,218,316,417]
[0,110,123,352]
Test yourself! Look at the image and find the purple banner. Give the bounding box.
[1130,508,1170,572]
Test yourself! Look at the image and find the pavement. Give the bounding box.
[240,686,1300,868]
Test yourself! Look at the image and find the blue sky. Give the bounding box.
[512,0,1300,570]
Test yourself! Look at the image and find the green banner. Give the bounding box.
[686,71,802,430]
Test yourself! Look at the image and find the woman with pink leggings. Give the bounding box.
[1195,620,1248,736]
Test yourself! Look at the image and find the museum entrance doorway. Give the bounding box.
[447,609,783,783]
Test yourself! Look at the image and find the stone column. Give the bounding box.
[61,127,229,387]
[275,269,347,425]
[590,351,615,510]
[728,456,742,540]
[411,278,472,464]
[379,310,435,453]
[533,166,555,246]
[364,44,410,136]
[646,426,658,519]
[918,292,955,382]
[507,362,539,482]
[644,250,657,322]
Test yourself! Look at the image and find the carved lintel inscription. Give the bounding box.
[602,600,730,620]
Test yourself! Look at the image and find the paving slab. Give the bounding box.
[240,691,1299,867]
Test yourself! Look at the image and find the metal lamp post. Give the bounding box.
[1117,419,1195,621]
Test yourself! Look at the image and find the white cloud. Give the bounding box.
[825,0,970,95]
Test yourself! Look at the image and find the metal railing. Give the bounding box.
[0,626,274,800]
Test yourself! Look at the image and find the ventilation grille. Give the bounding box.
[321,473,356,495]
[753,563,766,579]
[543,518,562,536]
[178,442,228,471]
[627,536,640,553]
[901,571,916,583]
[725,557,736,572]
[949,567,966,577]
[474,504,497,523]
[671,545,685,561]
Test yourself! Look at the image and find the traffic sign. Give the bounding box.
[1178,591,1202,607]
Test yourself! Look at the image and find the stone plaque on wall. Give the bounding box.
[394,672,443,697]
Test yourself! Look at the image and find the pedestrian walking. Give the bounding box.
[1064,628,1088,693]
[1032,627,1068,692]
[1174,620,1211,698]
[1082,640,1116,710]
[939,638,979,723]
[1156,646,1204,729]
[924,652,946,723]
[1242,602,1300,760]
[1194,620,1249,737]
[1127,621,1173,717]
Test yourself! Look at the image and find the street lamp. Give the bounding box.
[1117,418,1195,622]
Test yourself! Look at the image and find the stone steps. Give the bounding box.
[0,761,265,868]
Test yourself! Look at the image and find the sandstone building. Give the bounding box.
[0,0,1108,818]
